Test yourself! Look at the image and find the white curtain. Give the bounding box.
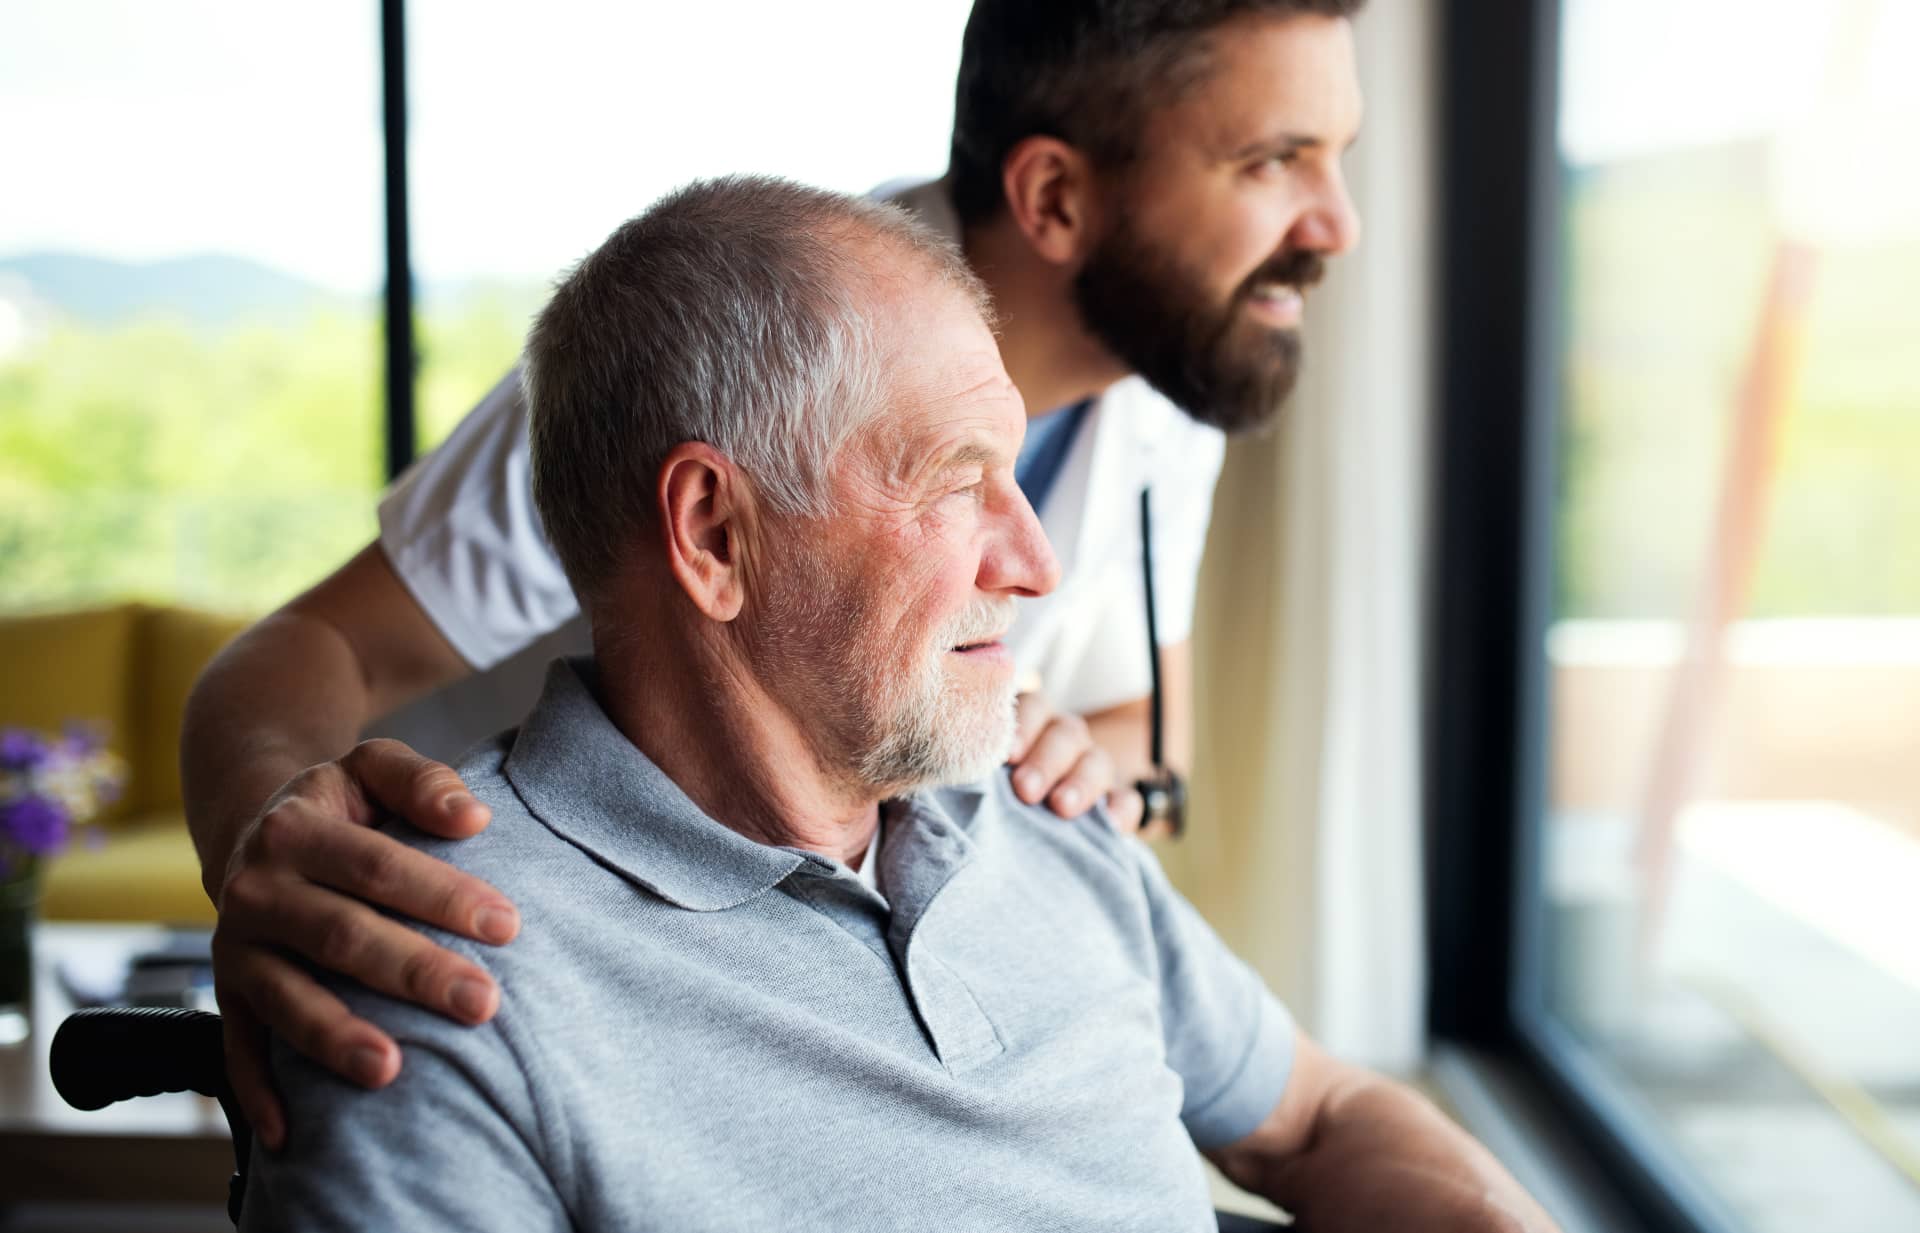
[1165,0,1435,1075]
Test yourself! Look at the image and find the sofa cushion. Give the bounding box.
[39,812,215,925]
[130,605,249,818]
[0,603,140,825]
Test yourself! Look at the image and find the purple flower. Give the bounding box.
[60,722,103,757]
[2,794,69,856]
[0,729,48,772]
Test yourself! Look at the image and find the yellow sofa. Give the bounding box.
[0,603,249,924]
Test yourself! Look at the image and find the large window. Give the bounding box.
[405,0,976,452]
[1432,2,1920,1230]
[2,2,980,615]
[0,3,384,614]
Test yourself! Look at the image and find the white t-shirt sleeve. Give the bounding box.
[377,366,581,671]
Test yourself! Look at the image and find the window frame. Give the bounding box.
[380,0,417,481]
[381,0,416,481]
[1423,3,1744,1231]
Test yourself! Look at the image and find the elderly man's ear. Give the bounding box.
[658,441,748,623]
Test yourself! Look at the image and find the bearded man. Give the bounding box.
[189,0,1370,1150]
[240,178,1555,1233]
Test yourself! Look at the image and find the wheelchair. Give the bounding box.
[49,1006,1290,1230]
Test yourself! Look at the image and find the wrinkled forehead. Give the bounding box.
[846,273,1024,483]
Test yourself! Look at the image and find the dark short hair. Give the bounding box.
[947,0,1366,225]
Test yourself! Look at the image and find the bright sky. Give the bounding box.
[1560,0,1920,244]
[1559,0,1920,165]
[4,1,1914,294]
[0,0,972,295]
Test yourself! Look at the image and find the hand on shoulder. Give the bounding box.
[211,738,519,1150]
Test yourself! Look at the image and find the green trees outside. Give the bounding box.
[3,146,1914,623]
[0,288,532,618]
[415,283,546,453]
[1,309,383,615]
[1556,146,1920,620]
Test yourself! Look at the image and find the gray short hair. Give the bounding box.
[523,175,990,607]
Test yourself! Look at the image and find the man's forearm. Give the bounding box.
[181,610,381,899]
[1215,1071,1558,1233]
[186,547,505,1140]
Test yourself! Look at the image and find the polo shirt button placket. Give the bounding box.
[883,803,1002,1074]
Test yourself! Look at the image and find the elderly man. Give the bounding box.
[242,178,1551,1233]
[191,0,1371,1147]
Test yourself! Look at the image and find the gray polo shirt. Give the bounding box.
[245,659,1295,1232]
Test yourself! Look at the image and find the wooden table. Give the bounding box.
[0,923,233,1205]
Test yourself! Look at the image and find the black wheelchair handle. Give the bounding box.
[51,1006,229,1111]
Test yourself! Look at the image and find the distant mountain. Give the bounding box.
[0,252,354,328]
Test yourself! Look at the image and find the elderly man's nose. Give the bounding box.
[984,495,1060,598]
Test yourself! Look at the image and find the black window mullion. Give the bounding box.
[381,0,415,482]
[1425,0,1562,1049]
[1426,3,1740,1231]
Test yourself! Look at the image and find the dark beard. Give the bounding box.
[1073,219,1324,435]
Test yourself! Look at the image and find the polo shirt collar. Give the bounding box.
[503,658,811,912]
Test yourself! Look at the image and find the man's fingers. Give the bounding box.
[1104,786,1147,833]
[1045,746,1117,818]
[219,999,285,1152]
[1010,712,1093,806]
[1007,692,1052,764]
[269,807,518,944]
[237,876,502,1027]
[221,942,400,1092]
[341,738,491,839]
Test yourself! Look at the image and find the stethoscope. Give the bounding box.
[1132,487,1188,836]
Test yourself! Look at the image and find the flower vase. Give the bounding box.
[0,870,36,1045]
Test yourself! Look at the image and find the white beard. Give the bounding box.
[854,597,1017,790]
[750,539,1017,795]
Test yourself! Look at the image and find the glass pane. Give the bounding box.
[1542,1,1920,1228]
[0,2,385,615]
[407,0,977,453]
